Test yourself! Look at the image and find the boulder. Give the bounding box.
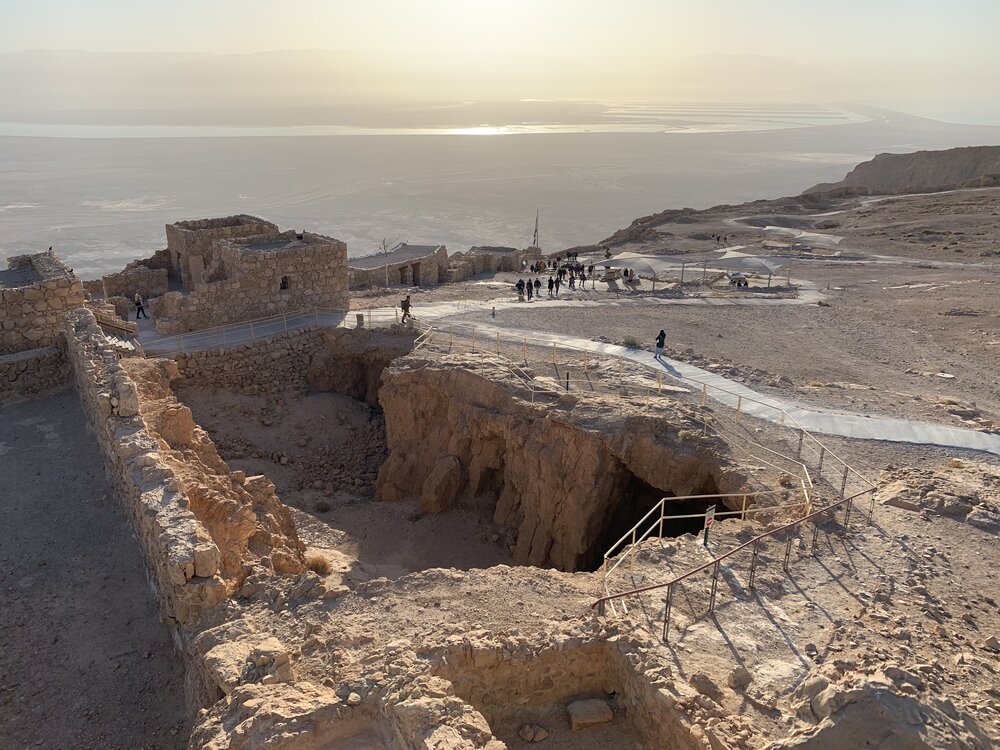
[567,698,613,730]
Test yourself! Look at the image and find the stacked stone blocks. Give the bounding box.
[152,228,348,334]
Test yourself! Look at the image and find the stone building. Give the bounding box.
[166,215,280,290]
[0,250,84,399]
[150,228,348,334]
[445,245,544,282]
[348,243,448,289]
[1,251,84,354]
[88,258,170,301]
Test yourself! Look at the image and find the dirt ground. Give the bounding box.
[418,190,1000,432]
[0,390,188,750]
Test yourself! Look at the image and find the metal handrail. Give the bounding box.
[591,486,878,623]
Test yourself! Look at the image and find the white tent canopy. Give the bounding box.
[599,252,691,277]
[711,249,787,274]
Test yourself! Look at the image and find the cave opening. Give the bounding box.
[584,472,721,572]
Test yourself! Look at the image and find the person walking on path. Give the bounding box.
[547,276,554,298]
[134,292,148,320]
[534,277,541,299]
[554,276,561,297]
[401,294,412,323]
[526,278,533,301]
[654,329,666,360]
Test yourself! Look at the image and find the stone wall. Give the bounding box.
[151,231,348,334]
[0,344,69,402]
[171,325,417,403]
[1,251,84,354]
[166,215,280,289]
[349,246,449,289]
[436,638,705,750]
[63,308,305,626]
[173,328,327,397]
[376,353,745,571]
[99,261,170,300]
[306,326,417,405]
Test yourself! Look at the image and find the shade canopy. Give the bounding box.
[710,249,787,274]
[599,252,691,277]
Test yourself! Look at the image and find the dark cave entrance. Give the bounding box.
[584,472,722,572]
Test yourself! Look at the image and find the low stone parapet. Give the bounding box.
[64,308,228,624]
[0,344,70,402]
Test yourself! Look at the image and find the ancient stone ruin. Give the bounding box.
[2,233,996,750]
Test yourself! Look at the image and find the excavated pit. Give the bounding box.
[376,351,752,573]
[173,331,756,586]
[174,327,516,582]
[435,641,703,750]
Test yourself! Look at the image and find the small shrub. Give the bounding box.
[305,552,331,575]
[622,336,641,349]
[314,500,331,513]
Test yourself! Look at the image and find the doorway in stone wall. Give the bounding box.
[411,264,421,285]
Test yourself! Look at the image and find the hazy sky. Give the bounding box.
[3,0,998,65]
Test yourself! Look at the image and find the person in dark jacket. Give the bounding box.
[655,329,666,359]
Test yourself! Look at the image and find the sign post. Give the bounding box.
[703,504,716,548]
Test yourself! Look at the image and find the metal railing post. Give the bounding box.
[658,500,665,538]
[496,332,500,355]
[783,525,796,572]
[551,342,556,364]
[709,561,721,613]
[249,320,254,339]
[735,395,742,424]
[748,539,760,589]
[817,446,826,473]
[741,496,747,529]
[844,498,853,528]
[840,465,849,500]
[700,382,707,405]
[796,429,804,458]
[662,584,673,642]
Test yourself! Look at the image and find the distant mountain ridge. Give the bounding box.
[804,145,1000,197]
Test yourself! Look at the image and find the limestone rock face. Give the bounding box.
[376,355,744,571]
[306,326,416,405]
[421,454,464,513]
[804,145,1000,197]
[772,679,993,750]
[876,461,1000,533]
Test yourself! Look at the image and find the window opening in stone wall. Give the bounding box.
[280,276,290,290]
